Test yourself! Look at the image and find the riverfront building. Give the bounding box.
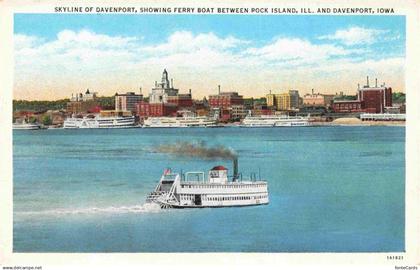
[136,101,177,117]
[67,89,99,114]
[332,77,392,113]
[266,90,300,111]
[208,88,244,110]
[167,91,193,108]
[208,87,244,121]
[115,92,143,113]
[303,90,334,108]
[136,69,193,118]
[357,77,392,113]
[149,69,179,104]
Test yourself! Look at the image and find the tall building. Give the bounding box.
[137,69,193,117]
[288,90,300,109]
[266,90,300,111]
[149,69,179,104]
[266,94,275,107]
[332,76,393,113]
[115,92,143,112]
[357,77,392,113]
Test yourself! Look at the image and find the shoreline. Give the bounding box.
[312,121,405,127]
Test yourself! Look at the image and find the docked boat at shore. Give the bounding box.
[240,114,310,127]
[143,116,217,128]
[146,159,269,208]
[13,121,41,130]
[63,115,136,129]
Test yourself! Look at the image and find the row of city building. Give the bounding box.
[65,70,404,122]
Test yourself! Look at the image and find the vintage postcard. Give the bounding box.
[0,0,419,269]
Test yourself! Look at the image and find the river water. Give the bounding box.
[13,126,405,252]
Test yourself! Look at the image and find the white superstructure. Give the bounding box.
[146,161,269,208]
[143,116,217,128]
[63,115,136,129]
[241,114,310,127]
[13,122,41,130]
[360,113,406,121]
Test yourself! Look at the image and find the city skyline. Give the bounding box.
[14,14,405,100]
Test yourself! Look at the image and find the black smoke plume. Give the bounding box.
[153,141,237,160]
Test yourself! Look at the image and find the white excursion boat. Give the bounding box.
[146,159,269,208]
[63,115,136,129]
[143,116,217,128]
[241,114,310,127]
[13,121,41,130]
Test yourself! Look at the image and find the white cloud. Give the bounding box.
[14,34,43,50]
[15,29,141,74]
[13,29,404,99]
[244,37,352,66]
[319,27,388,46]
[142,31,246,55]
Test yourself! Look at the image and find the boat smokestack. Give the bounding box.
[218,85,221,94]
[233,157,238,181]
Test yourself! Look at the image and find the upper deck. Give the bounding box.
[178,181,268,195]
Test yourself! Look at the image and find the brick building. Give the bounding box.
[136,101,177,118]
[303,89,334,107]
[357,78,392,113]
[332,100,364,113]
[167,92,193,108]
[115,92,143,113]
[333,77,393,113]
[208,89,244,110]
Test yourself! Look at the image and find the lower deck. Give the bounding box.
[174,192,269,207]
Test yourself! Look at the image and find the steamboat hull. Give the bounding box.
[158,201,269,209]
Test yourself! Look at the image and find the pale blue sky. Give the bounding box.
[15,14,405,54]
[13,14,406,100]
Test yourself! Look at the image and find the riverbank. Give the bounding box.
[313,117,405,127]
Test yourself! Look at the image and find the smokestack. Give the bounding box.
[312,88,314,95]
[218,85,221,94]
[366,76,369,87]
[171,78,173,88]
[155,81,157,87]
[140,87,142,94]
[375,78,378,87]
[233,157,238,181]
[189,89,192,95]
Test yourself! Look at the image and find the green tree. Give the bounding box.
[28,116,37,123]
[42,115,52,126]
[392,92,405,103]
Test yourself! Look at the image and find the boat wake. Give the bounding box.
[15,203,162,217]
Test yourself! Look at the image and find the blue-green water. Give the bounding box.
[13,126,405,252]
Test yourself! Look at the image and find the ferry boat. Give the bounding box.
[241,114,310,127]
[13,121,41,130]
[143,116,217,128]
[63,115,136,129]
[146,159,269,208]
